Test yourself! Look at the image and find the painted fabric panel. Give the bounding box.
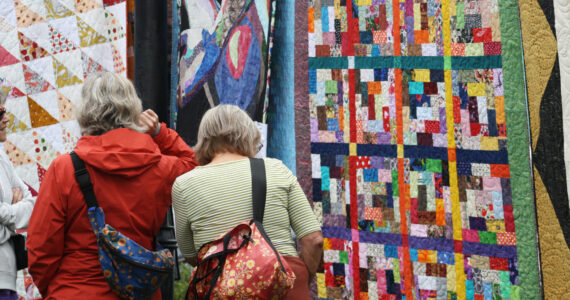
[298,0,539,299]
[176,0,273,146]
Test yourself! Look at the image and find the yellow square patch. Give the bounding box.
[412,69,431,82]
[467,83,486,96]
[480,136,499,151]
[350,143,357,156]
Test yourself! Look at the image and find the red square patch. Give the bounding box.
[489,257,509,271]
[454,240,463,253]
[484,42,502,55]
[425,120,441,133]
[473,28,493,43]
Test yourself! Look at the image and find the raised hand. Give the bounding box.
[138,109,160,135]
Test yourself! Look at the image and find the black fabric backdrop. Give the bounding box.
[134,0,170,123]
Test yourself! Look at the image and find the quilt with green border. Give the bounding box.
[295,0,541,298]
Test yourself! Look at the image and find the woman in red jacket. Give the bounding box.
[26,72,198,299]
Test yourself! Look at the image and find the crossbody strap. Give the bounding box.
[249,158,287,272]
[70,151,98,208]
[249,158,266,223]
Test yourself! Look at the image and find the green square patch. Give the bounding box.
[393,258,401,283]
[510,286,520,300]
[478,231,497,244]
[500,271,510,283]
[392,170,399,196]
[339,251,349,264]
[425,159,442,173]
[326,80,338,94]
[444,56,451,70]
[456,2,465,29]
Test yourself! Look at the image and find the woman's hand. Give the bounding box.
[12,188,22,204]
[138,109,160,135]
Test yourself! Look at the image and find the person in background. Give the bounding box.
[0,87,36,300]
[27,72,198,299]
[172,104,323,299]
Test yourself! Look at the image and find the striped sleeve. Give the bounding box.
[282,163,322,239]
[172,176,197,258]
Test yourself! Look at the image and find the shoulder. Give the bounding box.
[43,153,78,183]
[263,157,289,172]
[263,158,295,178]
[49,153,73,172]
[172,167,206,192]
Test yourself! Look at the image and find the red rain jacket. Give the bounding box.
[27,124,197,299]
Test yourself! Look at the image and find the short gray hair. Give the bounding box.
[195,104,261,165]
[76,72,145,136]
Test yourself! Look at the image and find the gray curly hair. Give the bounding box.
[76,72,145,136]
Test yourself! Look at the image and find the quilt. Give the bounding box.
[294,0,540,299]
[175,0,273,146]
[519,0,570,297]
[0,0,127,194]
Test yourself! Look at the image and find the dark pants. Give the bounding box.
[0,290,18,300]
[283,256,311,300]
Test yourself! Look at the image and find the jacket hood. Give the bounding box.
[73,128,161,178]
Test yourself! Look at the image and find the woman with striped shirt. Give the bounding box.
[172,104,323,299]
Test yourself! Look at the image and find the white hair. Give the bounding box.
[195,104,261,165]
[76,72,145,136]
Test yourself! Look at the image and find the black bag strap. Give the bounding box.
[71,152,165,252]
[249,158,266,223]
[70,152,98,208]
[248,158,287,273]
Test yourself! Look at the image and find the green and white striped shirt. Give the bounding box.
[172,158,321,258]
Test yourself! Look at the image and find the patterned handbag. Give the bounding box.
[71,152,174,300]
[187,158,296,300]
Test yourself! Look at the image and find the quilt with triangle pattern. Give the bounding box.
[0,0,127,193]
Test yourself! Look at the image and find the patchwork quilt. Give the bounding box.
[0,0,127,193]
[295,0,540,299]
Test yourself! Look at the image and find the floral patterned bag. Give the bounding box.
[71,152,174,300]
[187,158,296,300]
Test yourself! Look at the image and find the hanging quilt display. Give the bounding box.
[176,0,274,146]
[293,0,540,298]
[0,1,128,298]
[0,0,128,193]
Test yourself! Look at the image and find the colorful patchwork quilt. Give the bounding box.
[295,0,540,299]
[0,0,127,193]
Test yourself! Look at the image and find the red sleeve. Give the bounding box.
[152,122,198,181]
[26,158,66,296]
